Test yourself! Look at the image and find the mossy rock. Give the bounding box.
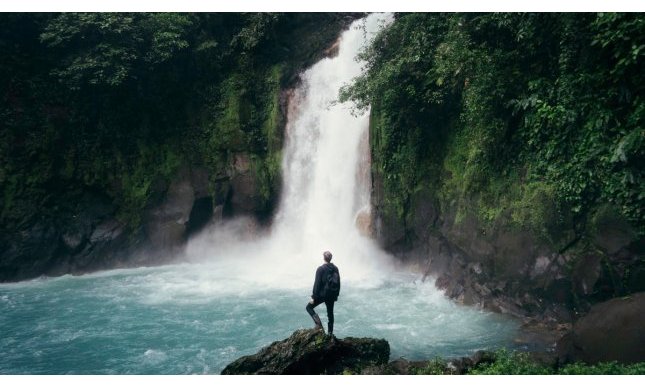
[221,329,390,375]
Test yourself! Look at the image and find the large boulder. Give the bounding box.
[557,292,645,364]
[221,329,390,375]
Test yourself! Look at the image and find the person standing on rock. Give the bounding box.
[306,250,341,336]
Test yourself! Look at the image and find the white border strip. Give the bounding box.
[2,0,645,12]
[2,375,645,387]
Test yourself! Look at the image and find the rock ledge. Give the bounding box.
[221,329,389,375]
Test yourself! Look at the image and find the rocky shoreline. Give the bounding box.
[220,328,510,375]
[222,320,645,375]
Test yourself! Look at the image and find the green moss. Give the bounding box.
[369,103,419,222]
[209,74,249,152]
[232,64,285,214]
[434,117,574,247]
[314,334,325,347]
[115,144,182,230]
[262,64,284,154]
[251,150,282,211]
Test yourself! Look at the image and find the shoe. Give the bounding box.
[312,314,324,332]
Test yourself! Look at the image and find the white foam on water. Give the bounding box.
[142,349,168,365]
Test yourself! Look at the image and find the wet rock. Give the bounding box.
[557,292,645,364]
[0,221,59,281]
[386,350,497,375]
[591,206,637,255]
[212,205,224,223]
[473,282,492,297]
[409,186,438,242]
[487,296,528,319]
[144,169,194,249]
[228,155,264,215]
[516,317,571,353]
[531,256,552,279]
[371,172,407,250]
[542,278,573,306]
[323,38,341,58]
[388,358,424,374]
[90,219,124,244]
[355,209,372,237]
[61,232,85,252]
[470,235,495,258]
[470,350,497,366]
[221,329,390,375]
[189,167,211,199]
[185,197,214,237]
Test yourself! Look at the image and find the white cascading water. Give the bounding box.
[183,13,396,289]
[269,12,395,281]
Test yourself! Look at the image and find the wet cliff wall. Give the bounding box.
[341,13,645,322]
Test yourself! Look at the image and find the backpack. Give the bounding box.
[324,266,341,301]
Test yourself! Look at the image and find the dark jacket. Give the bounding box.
[311,262,340,302]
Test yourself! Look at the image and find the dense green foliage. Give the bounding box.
[467,349,645,375]
[467,350,553,374]
[341,13,644,238]
[1,13,352,232]
[409,349,645,375]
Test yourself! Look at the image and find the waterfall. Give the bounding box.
[184,13,395,289]
[0,14,525,375]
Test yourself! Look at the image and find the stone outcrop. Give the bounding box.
[557,292,645,364]
[221,329,390,375]
[144,167,196,250]
[143,165,222,250]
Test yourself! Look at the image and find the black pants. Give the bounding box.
[306,299,334,333]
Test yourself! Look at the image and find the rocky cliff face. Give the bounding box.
[0,158,267,282]
[370,158,644,349]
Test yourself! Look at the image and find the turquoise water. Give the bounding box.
[0,263,520,374]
